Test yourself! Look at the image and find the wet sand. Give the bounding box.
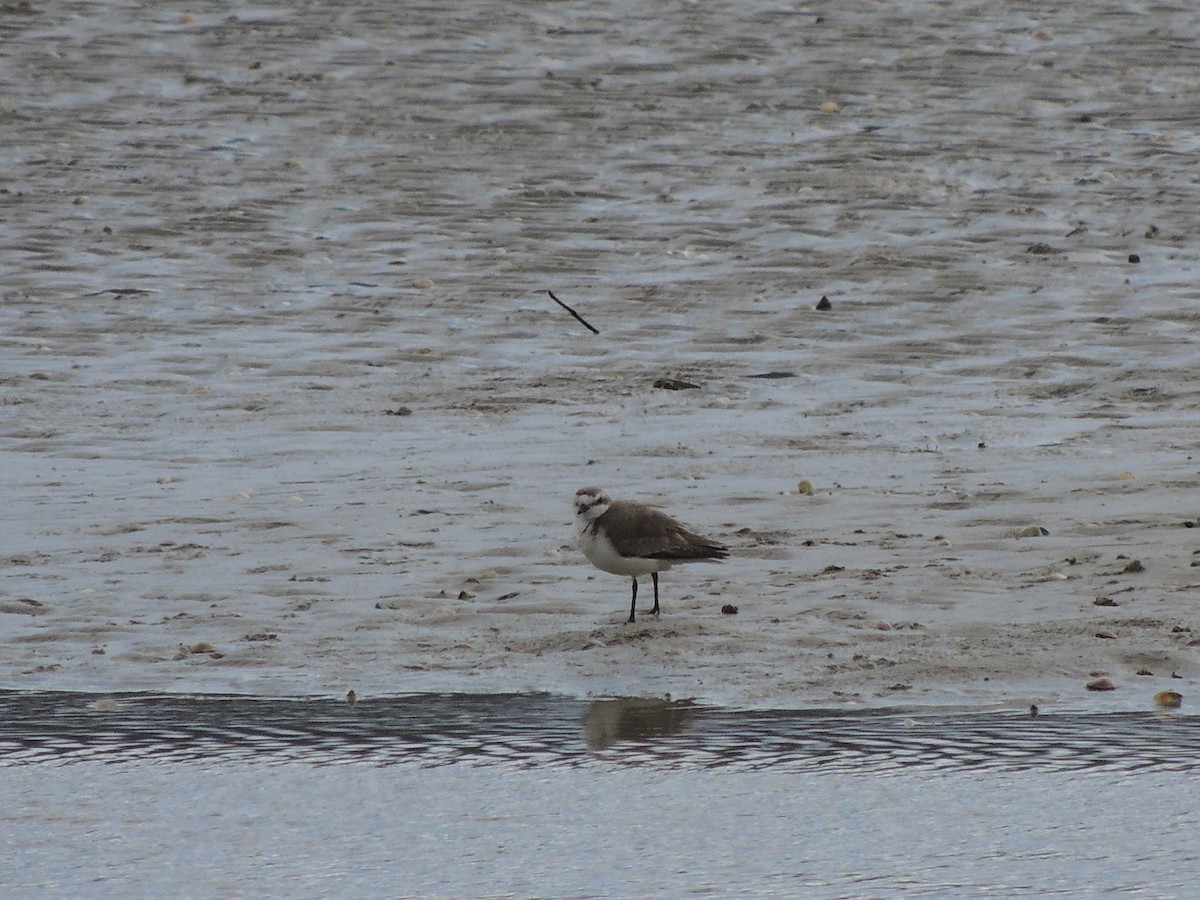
[3,1,1200,709]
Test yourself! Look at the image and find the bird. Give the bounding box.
[573,486,728,623]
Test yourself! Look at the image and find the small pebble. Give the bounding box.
[1154,690,1183,709]
[796,479,815,495]
[721,604,739,615]
[815,295,832,311]
[653,378,701,391]
[1027,242,1063,255]
[1086,677,1117,692]
[1128,253,1140,264]
[1015,524,1049,538]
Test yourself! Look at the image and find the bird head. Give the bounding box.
[574,486,612,521]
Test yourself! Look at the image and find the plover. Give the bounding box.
[573,486,728,623]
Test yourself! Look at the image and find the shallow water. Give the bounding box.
[2,691,1198,897]
[14,762,1197,898]
[2,690,1198,773]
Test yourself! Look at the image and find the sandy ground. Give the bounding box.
[3,0,1200,709]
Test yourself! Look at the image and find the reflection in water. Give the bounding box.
[582,698,696,749]
[0,690,1196,773]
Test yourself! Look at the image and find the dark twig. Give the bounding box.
[547,290,599,335]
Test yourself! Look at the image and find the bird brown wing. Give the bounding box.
[599,501,728,561]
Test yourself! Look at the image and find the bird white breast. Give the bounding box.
[575,515,671,577]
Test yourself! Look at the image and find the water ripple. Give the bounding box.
[0,691,1195,774]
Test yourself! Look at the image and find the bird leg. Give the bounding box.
[650,572,660,617]
[628,577,638,623]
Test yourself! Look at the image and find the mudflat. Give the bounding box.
[3,1,1198,708]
